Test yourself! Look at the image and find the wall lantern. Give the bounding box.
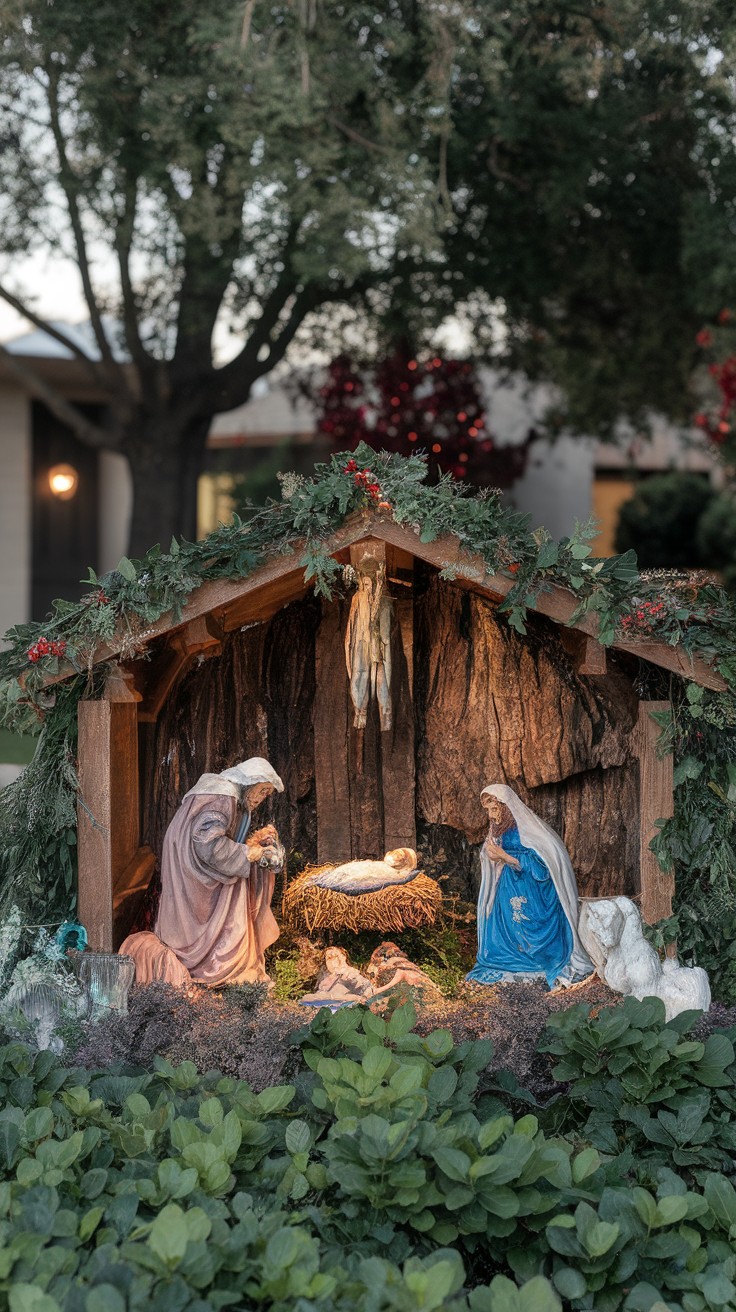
[48,464,79,500]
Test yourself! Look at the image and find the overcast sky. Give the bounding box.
[0,253,88,343]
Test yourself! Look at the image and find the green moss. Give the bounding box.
[270,953,308,1003]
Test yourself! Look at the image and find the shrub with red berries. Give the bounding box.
[310,346,531,486]
[618,598,667,638]
[693,315,736,460]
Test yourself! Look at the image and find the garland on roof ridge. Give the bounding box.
[1,446,735,732]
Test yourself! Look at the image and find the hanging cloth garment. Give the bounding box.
[345,564,393,731]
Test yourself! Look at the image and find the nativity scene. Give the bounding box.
[4,465,726,1045]
[42,500,720,1029]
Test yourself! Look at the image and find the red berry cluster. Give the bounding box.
[619,599,667,637]
[693,316,736,448]
[27,637,67,663]
[344,459,391,510]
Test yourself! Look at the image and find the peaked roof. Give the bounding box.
[87,509,725,692]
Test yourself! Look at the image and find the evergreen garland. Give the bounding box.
[0,447,734,992]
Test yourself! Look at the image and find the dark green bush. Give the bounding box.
[614,473,715,569]
[1,998,736,1311]
[540,996,736,1172]
[697,493,736,590]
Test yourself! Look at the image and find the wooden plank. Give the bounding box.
[346,540,389,858]
[613,640,726,691]
[347,680,385,859]
[367,522,727,689]
[137,615,224,724]
[349,537,386,571]
[219,574,311,630]
[558,629,607,676]
[314,597,352,863]
[137,646,191,725]
[635,700,675,924]
[173,614,224,656]
[77,668,141,951]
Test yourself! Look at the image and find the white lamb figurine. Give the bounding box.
[578,896,710,1022]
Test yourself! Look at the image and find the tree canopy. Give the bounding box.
[1,0,735,551]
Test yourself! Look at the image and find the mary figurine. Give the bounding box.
[466,784,592,990]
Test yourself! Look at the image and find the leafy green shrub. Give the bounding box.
[614,472,715,569]
[540,996,736,1174]
[3,1000,736,1310]
[650,687,736,1005]
[697,492,736,590]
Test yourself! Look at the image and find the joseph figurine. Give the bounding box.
[155,757,285,986]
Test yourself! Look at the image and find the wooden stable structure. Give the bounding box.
[71,510,726,951]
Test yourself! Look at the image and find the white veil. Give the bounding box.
[185,757,284,799]
[479,783,592,979]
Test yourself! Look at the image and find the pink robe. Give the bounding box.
[155,792,279,985]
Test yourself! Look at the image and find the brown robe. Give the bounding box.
[118,931,193,990]
[155,792,279,985]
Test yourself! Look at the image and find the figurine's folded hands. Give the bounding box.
[249,824,280,848]
[247,825,285,870]
[484,836,521,871]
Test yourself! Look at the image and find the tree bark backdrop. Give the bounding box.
[140,572,642,904]
[414,574,640,900]
[140,596,320,872]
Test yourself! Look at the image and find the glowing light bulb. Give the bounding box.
[48,464,78,500]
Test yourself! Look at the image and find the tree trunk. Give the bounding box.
[126,415,211,557]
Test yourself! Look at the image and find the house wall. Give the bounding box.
[0,383,31,641]
[99,451,133,572]
[509,435,596,538]
[0,389,133,640]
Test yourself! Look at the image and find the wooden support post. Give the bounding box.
[636,700,675,925]
[380,590,416,854]
[558,629,607,676]
[77,669,142,951]
[314,597,352,863]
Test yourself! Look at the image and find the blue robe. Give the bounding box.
[466,824,573,989]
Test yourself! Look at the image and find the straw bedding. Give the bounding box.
[283,864,442,934]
